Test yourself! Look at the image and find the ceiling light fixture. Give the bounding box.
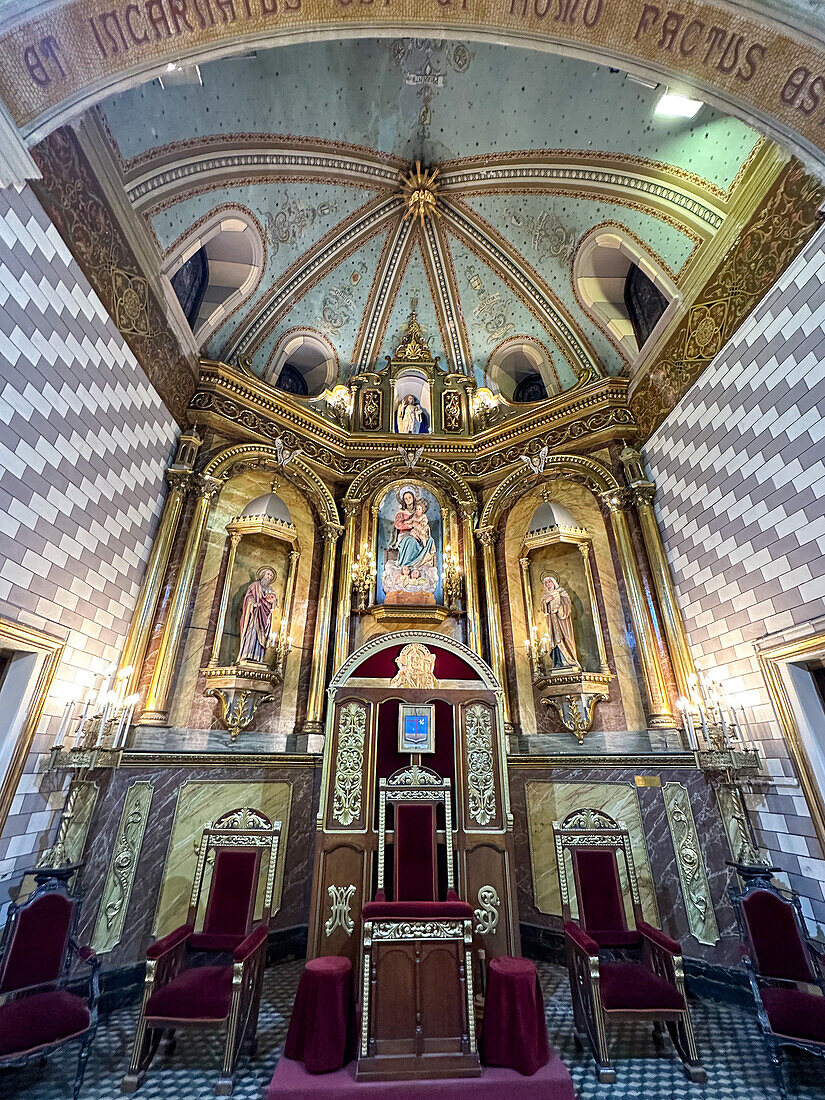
[654,90,704,118]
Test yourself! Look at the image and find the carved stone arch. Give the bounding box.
[203,443,339,527]
[479,453,619,530]
[330,630,500,693]
[343,456,476,517]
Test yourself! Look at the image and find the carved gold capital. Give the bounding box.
[323,522,344,543]
[165,468,193,495]
[476,526,498,547]
[195,474,223,502]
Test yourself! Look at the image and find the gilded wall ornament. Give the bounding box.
[92,780,153,954]
[390,643,438,689]
[332,701,367,827]
[473,884,501,935]
[662,782,720,946]
[465,703,496,826]
[324,883,356,937]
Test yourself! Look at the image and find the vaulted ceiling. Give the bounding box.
[98,38,768,395]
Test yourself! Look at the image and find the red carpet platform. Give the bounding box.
[266,1054,576,1099]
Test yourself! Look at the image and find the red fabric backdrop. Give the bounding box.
[353,644,481,681]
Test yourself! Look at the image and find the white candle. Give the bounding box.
[685,708,698,751]
[98,702,112,747]
[114,701,135,749]
[54,700,74,747]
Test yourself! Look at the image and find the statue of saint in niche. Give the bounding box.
[540,572,579,670]
[395,393,426,434]
[381,487,439,605]
[237,566,279,664]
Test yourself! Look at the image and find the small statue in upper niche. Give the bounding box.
[237,567,278,664]
[395,394,426,434]
[540,572,579,670]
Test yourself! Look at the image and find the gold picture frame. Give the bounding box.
[398,703,436,754]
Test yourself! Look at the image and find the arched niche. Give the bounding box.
[166,468,318,741]
[573,225,680,366]
[502,480,646,738]
[485,336,562,403]
[264,328,339,398]
[163,208,264,349]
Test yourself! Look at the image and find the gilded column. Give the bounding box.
[139,475,223,726]
[304,522,343,735]
[602,494,675,728]
[580,542,610,674]
[631,483,698,703]
[518,555,539,677]
[117,468,191,696]
[462,507,482,656]
[209,532,241,666]
[476,526,513,731]
[332,502,358,673]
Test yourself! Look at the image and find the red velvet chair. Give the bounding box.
[553,809,705,1083]
[0,875,100,1099]
[122,807,281,1096]
[731,874,825,1095]
[357,764,479,1080]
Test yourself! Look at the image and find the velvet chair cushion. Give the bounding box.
[743,890,814,982]
[145,965,234,1021]
[760,987,825,1044]
[0,991,90,1057]
[189,932,246,952]
[599,962,685,1012]
[573,848,627,940]
[0,893,75,994]
[395,803,436,902]
[202,848,260,940]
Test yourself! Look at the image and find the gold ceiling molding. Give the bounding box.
[31,126,196,423]
[224,194,401,364]
[6,0,825,169]
[350,216,416,375]
[630,155,823,439]
[124,135,403,212]
[421,216,473,376]
[191,359,633,481]
[442,198,602,383]
[400,162,442,227]
[478,453,621,529]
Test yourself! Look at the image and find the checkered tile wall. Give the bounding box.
[645,223,825,931]
[0,184,178,889]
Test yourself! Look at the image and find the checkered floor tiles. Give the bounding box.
[0,959,821,1099]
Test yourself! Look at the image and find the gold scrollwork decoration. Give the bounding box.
[332,701,367,826]
[465,703,496,826]
[92,780,153,954]
[371,920,465,940]
[325,883,356,937]
[662,782,720,946]
[473,884,500,935]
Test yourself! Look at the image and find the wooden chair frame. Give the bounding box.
[0,875,100,1100]
[730,874,825,1096]
[376,764,455,896]
[123,807,281,1096]
[553,809,705,1084]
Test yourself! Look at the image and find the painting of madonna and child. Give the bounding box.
[376,485,443,607]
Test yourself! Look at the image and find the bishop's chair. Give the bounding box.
[358,764,479,1081]
[0,875,100,1099]
[553,809,705,1083]
[122,808,281,1096]
[731,874,825,1095]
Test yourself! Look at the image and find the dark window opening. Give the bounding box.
[275,362,309,396]
[171,247,208,328]
[624,264,668,349]
[513,373,549,403]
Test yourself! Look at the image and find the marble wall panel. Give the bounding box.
[510,763,740,967]
[74,761,320,970]
[153,779,292,936]
[525,779,658,926]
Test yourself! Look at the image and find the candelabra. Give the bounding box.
[48,665,138,770]
[268,627,294,675]
[351,542,376,611]
[680,671,773,880]
[443,544,463,613]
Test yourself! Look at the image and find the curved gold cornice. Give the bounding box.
[343,454,476,513]
[479,454,621,528]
